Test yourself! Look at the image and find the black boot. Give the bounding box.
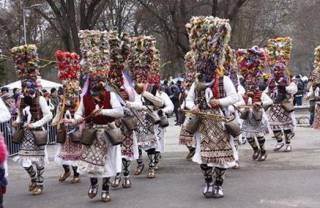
[24,166,37,192]
[147,152,156,178]
[111,173,121,188]
[70,166,80,183]
[122,159,131,188]
[88,178,98,199]
[273,131,284,151]
[257,137,267,161]
[101,178,111,202]
[284,129,294,152]
[154,151,161,170]
[33,165,44,195]
[247,137,260,160]
[213,167,226,198]
[134,148,144,175]
[59,165,71,182]
[186,146,196,160]
[200,164,214,198]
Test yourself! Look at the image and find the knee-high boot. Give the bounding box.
[257,136,267,161]
[88,178,98,199]
[70,166,80,183]
[247,137,259,160]
[213,167,226,198]
[111,173,121,188]
[154,151,161,170]
[122,159,131,188]
[101,177,111,202]
[59,165,71,182]
[134,147,144,175]
[273,130,284,151]
[32,164,44,195]
[200,164,213,198]
[283,129,294,152]
[147,149,156,178]
[24,165,37,192]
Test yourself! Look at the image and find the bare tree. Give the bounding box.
[35,0,109,53]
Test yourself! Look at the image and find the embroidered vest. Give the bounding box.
[83,90,115,124]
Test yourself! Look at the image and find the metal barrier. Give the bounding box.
[0,115,20,156]
[47,124,57,144]
[294,105,310,127]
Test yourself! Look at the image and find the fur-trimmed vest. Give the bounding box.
[83,90,115,124]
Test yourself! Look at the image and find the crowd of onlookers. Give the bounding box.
[160,79,192,126]
[0,87,63,119]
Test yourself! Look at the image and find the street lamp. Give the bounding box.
[22,3,43,45]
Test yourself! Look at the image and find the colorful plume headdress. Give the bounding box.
[185,16,231,82]
[310,46,320,86]
[55,50,81,99]
[10,44,41,93]
[79,30,130,92]
[128,36,161,85]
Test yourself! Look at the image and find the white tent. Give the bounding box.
[3,79,62,91]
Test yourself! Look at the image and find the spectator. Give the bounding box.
[162,80,172,98]
[170,81,181,125]
[306,81,316,125]
[293,75,304,106]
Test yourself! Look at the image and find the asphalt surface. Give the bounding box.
[4,124,320,208]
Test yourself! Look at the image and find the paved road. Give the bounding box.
[4,124,320,208]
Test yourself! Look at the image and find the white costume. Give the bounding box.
[75,92,123,178]
[186,76,238,168]
[154,91,174,153]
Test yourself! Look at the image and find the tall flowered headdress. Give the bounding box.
[55,50,81,100]
[185,16,231,82]
[79,30,130,94]
[10,44,41,94]
[236,46,267,102]
[128,36,160,86]
[266,37,293,90]
[310,46,320,86]
[184,50,196,83]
